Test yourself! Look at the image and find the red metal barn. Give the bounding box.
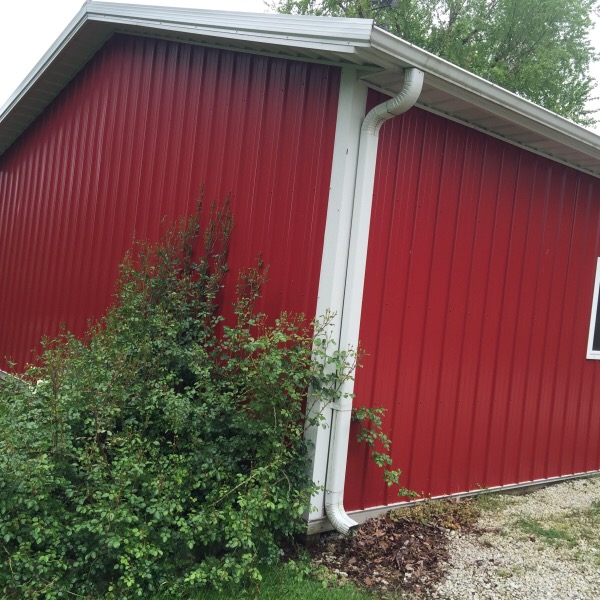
[1,2,599,534]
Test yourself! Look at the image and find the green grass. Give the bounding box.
[560,501,600,566]
[474,490,515,513]
[515,518,577,546]
[151,563,379,600]
[496,566,525,579]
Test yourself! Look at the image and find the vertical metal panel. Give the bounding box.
[0,35,340,368]
[346,91,600,510]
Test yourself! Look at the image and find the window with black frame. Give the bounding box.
[587,258,600,359]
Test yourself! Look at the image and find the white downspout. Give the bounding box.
[325,68,424,535]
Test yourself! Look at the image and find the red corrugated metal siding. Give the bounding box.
[0,35,340,368]
[346,94,600,510]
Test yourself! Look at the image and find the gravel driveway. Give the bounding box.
[426,476,600,600]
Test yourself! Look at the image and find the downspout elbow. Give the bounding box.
[325,495,357,535]
[324,67,423,536]
[361,68,424,135]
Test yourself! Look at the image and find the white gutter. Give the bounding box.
[324,67,424,535]
[369,28,600,158]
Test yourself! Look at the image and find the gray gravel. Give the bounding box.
[425,477,600,600]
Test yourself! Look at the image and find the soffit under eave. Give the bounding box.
[1,9,600,180]
[0,15,382,158]
[359,66,600,179]
[0,20,113,157]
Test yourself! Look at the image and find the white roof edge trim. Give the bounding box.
[0,2,374,135]
[0,6,89,117]
[370,27,600,154]
[88,1,375,42]
[91,15,368,52]
[1,1,600,175]
[0,2,373,120]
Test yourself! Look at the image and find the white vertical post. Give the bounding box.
[305,68,368,522]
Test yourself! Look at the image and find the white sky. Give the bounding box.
[1,0,600,132]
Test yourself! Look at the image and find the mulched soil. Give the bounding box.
[308,499,482,598]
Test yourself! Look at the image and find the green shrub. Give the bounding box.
[0,202,355,598]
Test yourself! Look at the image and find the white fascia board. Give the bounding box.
[88,2,374,50]
[96,17,367,55]
[368,27,600,158]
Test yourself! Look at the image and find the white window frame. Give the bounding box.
[587,258,600,360]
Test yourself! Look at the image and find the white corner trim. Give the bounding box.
[323,68,423,535]
[306,68,368,522]
[307,68,424,533]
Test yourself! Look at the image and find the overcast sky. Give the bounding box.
[1,0,600,132]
